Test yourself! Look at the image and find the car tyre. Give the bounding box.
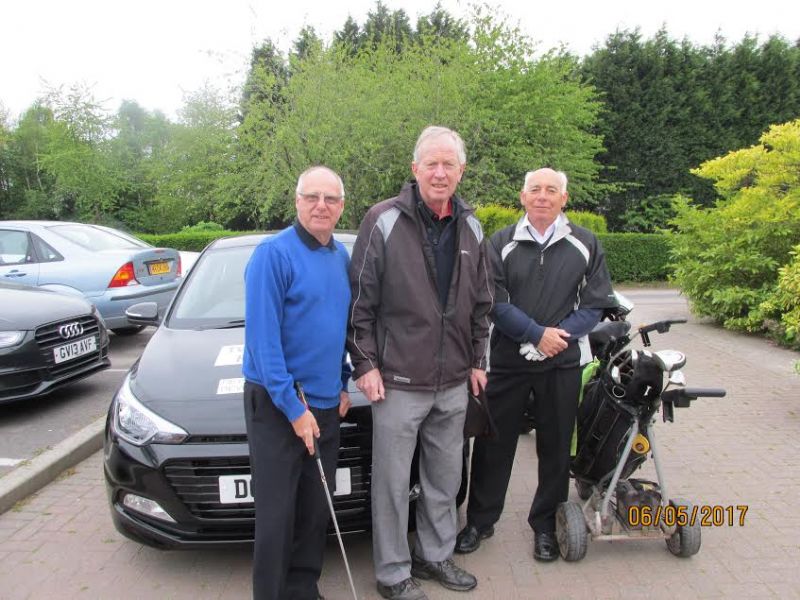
[111,325,146,336]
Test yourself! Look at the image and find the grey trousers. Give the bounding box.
[371,384,467,586]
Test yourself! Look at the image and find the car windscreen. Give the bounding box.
[167,245,253,330]
[48,224,148,251]
[167,238,354,330]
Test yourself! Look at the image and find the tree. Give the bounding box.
[247,8,604,228]
[670,119,800,334]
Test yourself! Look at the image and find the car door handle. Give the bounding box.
[3,271,26,277]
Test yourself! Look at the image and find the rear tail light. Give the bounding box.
[108,262,139,288]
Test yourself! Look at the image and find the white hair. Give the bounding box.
[413,126,467,165]
[296,166,345,197]
[523,169,568,193]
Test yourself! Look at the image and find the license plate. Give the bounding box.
[53,336,97,364]
[218,468,352,504]
[147,261,170,275]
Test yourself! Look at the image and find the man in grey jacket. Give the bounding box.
[347,126,493,600]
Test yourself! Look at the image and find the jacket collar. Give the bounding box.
[512,212,571,247]
[396,181,471,218]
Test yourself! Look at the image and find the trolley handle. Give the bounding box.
[638,318,687,346]
[661,387,726,422]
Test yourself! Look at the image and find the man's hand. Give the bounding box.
[355,368,385,402]
[291,410,320,455]
[537,327,570,357]
[470,368,487,395]
[338,390,351,417]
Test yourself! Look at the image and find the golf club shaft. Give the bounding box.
[313,438,358,600]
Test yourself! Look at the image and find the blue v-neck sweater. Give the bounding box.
[243,226,351,421]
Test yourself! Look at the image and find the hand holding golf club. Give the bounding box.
[291,404,320,455]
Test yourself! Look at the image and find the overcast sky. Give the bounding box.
[3,0,798,121]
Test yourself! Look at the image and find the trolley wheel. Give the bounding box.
[575,479,593,501]
[666,498,701,558]
[556,501,588,561]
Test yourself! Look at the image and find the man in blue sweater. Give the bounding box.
[243,165,351,600]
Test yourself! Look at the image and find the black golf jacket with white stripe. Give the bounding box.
[488,213,617,374]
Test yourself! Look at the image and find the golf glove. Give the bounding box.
[519,342,547,362]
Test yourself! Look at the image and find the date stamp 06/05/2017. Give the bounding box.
[627,504,749,528]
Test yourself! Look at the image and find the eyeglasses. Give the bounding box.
[298,192,344,206]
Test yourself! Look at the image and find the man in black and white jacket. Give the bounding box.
[456,168,616,562]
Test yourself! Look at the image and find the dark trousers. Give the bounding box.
[243,381,340,600]
[466,367,581,533]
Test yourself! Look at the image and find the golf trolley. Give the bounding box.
[556,315,726,562]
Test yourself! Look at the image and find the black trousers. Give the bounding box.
[466,367,581,533]
[243,381,340,600]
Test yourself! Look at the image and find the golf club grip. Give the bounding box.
[313,436,321,458]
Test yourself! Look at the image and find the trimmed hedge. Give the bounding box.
[598,233,671,282]
[140,229,671,282]
[139,231,253,252]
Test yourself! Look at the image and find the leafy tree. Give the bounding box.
[249,7,604,228]
[148,85,239,231]
[670,119,800,334]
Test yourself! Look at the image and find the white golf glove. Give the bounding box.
[519,342,547,362]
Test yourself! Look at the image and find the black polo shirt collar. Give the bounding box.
[293,221,336,250]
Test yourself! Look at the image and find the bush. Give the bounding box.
[474,205,521,237]
[670,120,800,332]
[566,210,607,233]
[756,244,800,348]
[599,233,671,282]
[181,221,225,232]
[139,230,251,251]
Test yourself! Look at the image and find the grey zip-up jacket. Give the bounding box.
[347,183,493,391]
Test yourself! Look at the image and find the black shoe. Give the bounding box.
[377,577,428,600]
[411,555,477,592]
[534,531,560,562]
[455,524,495,554]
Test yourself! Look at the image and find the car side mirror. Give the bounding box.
[126,302,161,326]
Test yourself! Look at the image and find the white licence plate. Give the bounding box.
[53,336,97,364]
[218,468,352,504]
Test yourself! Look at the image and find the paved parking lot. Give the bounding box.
[1,289,799,599]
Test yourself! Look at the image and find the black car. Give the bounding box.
[0,280,110,403]
[104,233,417,549]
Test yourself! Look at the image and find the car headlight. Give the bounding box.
[0,331,25,349]
[112,374,188,446]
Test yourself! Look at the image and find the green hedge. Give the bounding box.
[140,228,671,282]
[598,233,671,282]
[139,231,252,252]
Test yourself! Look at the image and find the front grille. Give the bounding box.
[35,315,103,377]
[163,419,373,530]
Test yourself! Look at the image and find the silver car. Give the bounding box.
[0,221,190,335]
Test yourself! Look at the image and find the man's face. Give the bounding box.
[520,169,568,229]
[411,137,465,206]
[295,169,345,242]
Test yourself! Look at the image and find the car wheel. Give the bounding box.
[111,326,146,336]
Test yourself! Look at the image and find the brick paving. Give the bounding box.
[1,289,799,599]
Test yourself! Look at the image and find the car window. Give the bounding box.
[166,236,354,330]
[31,234,64,262]
[0,230,34,265]
[168,245,253,329]
[48,224,148,251]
